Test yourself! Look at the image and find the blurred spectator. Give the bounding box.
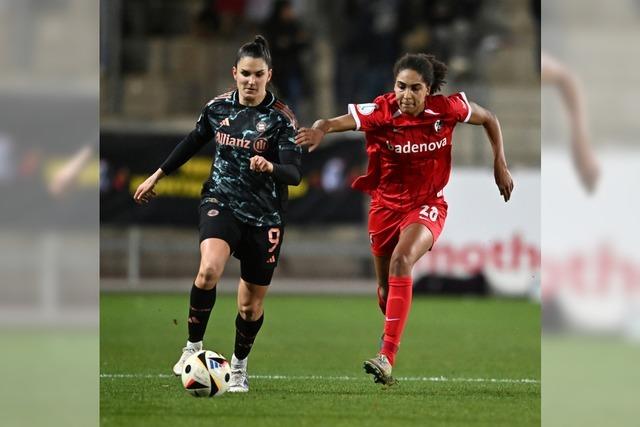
[335,0,496,106]
[194,0,220,37]
[399,0,500,81]
[124,0,192,37]
[321,157,347,193]
[245,0,275,30]
[335,0,401,107]
[263,0,309,112]
[215,0,246,37]
[195,0,247,37]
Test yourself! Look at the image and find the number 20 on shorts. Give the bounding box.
[419,205,439,222]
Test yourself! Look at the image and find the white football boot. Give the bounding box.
[228,354,249,393]
[363,354,397,386]
[172,341,202,376]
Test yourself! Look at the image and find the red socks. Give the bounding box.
[380,276,413,366]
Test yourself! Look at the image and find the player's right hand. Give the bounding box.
[295,128,325,152]
[133,175,158,204]
[494,162,514,202]
[572,138,600,194]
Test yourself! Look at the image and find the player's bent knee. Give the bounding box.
[196,265,222,289]
[389,253,412,276]
[238,304,263,321]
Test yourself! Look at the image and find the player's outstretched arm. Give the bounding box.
[467,103,514,202]
[133,168,165,204]
[541,52,599,193]
[134,129,209,205]
[49,144,93,198]
[295,114,356,152]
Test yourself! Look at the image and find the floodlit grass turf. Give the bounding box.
[101,294,540,426]
[543,335,640,427]
[0,331,98,427]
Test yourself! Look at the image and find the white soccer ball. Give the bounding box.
[181,350,231,397]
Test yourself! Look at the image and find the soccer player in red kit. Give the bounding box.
[295,53,514,385]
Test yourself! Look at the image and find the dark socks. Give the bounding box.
[233,313,264,360]
[187,284,217,343]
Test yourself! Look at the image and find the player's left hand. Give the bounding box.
[295,128,325,152]
[250,155,274,173]
[494,161,514,202]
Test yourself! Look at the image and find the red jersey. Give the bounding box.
[348,92,471,212]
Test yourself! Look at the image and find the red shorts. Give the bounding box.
[368,199,448,257]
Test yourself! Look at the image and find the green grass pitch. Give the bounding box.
[101,293,540,426]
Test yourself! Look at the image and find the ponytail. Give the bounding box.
[236,35,272,68]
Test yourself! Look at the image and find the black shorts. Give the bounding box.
[199,203,284,286]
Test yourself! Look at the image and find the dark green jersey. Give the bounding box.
[193,90,301,227]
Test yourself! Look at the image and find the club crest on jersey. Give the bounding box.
[434,120,442,133]
[253,138,269,153]
[220,117,231,127]
[356,103,377,115]
[256,121,267,132]
[207,209,219,217]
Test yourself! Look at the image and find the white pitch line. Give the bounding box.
[100,373,539,384]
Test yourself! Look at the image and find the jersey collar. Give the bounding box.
[232,90,276,108]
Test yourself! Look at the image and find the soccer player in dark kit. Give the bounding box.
[296,53,514,385]
[134,36,301,393]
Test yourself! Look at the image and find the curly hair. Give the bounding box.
[393,53,448,93]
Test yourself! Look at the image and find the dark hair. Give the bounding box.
[393,53,448,93]
[235,35,272,68]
